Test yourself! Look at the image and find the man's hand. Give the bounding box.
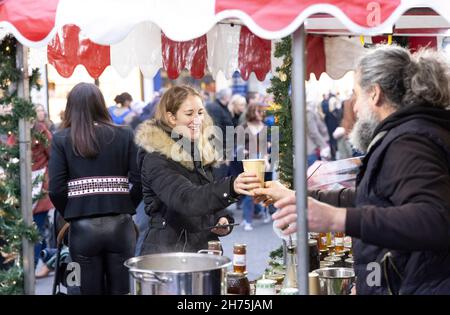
[253,181,295,206]
[272,196,347,235]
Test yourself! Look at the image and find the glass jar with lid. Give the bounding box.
[227,272,250,295]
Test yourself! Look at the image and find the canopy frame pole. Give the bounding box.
[17,43,35,295]
[291,24,309,295]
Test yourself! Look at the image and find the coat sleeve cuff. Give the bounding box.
[229,176,239,198]
[345,207,362,238]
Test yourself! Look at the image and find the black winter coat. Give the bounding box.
[135,120,237,254]
[49,125,142,221]
[313,106,450,295]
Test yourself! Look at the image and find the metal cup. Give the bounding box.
[312,267,355,295]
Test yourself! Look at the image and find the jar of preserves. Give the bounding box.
[309,232,320,245]
[334,232,345,252]
[344,236,352,249]
[207,240,223,255]
[318,233,327,251]
[233,244,247,273]
[227,272,250,295]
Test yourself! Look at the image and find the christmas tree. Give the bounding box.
[267,37,293,188]
[0,35,41,295]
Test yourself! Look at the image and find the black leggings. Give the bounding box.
[69,214,136,295]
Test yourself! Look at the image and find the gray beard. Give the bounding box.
[349,106,381,153]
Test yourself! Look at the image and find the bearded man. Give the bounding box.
[255,45,450,294]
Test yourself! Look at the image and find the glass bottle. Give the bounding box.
[233,244,247,273]
[282,244,298,289]
[318,232,327,251]
[334,232,345,253]
[326,232,333,247]
[227,272,250,295]
[208,240,223,255]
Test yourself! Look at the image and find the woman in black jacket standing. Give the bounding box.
[49,83,142,295]
[135,85,259,254]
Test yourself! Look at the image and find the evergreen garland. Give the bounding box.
[267,37,294,188]
[0,35,42,295]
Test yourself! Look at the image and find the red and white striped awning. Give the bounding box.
[2,0,450,45]
[2,0,450,80]
[44,24,442,81]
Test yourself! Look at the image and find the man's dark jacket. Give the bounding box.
[312,105,450,294]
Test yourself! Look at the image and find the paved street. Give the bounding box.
[35,203,283,294]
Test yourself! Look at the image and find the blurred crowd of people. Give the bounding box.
[306,91,360,167]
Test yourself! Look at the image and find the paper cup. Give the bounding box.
[308,272,320,295]
[242,159,265,188]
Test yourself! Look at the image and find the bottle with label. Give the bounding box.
[233,244,247,273]
[344,236,352,255]
[318,232,327,251]
[334,232,345,252]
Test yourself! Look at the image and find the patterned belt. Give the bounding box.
[68,176,129,197]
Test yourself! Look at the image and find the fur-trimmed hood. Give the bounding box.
[135,120,219,170]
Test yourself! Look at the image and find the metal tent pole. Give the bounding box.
[291,25,309,295]
[17,43,35,295]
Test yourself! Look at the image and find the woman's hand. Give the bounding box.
[233,172,262,196]
[253,181,295,206]
[211,217,230,236]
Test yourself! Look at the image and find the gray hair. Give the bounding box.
[229,94,246,106]
[216,88,232,101]
[357,45,450,109]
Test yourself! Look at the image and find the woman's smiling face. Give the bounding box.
[168,94,205,140]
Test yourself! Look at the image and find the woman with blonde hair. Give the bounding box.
[135,85,258,254]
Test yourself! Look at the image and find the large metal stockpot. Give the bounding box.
[124,252,231,295]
